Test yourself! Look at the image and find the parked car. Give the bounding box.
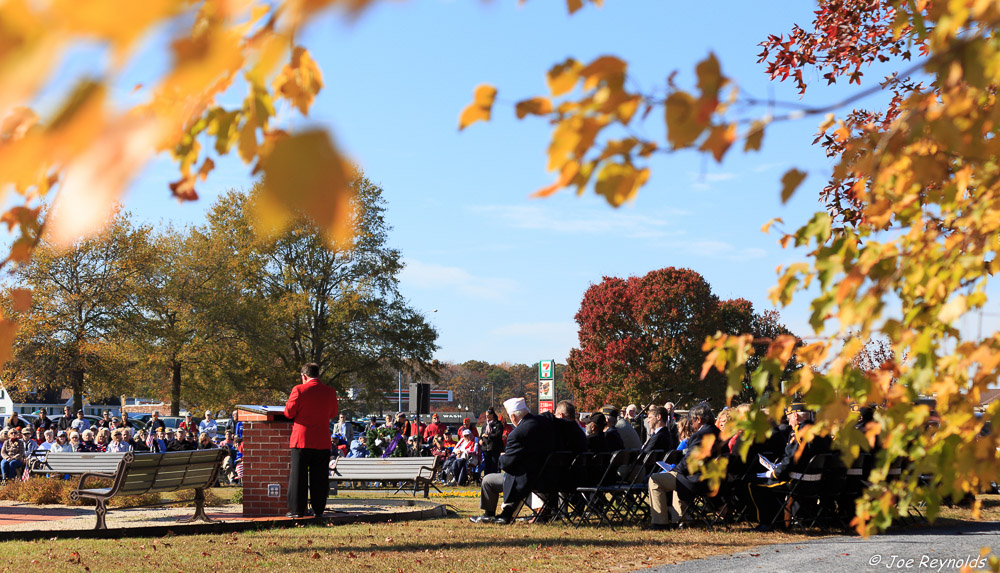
[49,414,103,431]
[158,416,202,431]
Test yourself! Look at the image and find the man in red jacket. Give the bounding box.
[283,363,339,518]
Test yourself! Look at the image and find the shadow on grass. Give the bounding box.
[271,527,801,556]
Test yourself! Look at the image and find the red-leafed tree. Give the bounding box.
[566,268,792,410]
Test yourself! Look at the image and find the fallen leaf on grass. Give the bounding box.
[311,552,320,559]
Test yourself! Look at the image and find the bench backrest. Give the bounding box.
[33,451,127,475]
[332,457,437,480]
[113,450,226,496]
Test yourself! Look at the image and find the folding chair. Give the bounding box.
[834,452,872,531]
[616,449,664,525]
[525,451,575,523]
[575,449,638,529]
[816,452,848,530]
[887,456,926,525]
[768,453,829,530]
[676,453,732,528]
[553,452,594,525]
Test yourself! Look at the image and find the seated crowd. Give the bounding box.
[0,408,244,485]
[329,409,512,488]
[461,396,878,531]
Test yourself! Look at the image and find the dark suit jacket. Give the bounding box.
[499,413,555,479]
[604,427,625,451]
[587,432,614,454]
[675,423,721,476]
[642,426,677,456]
[771,422,832,480]
[539,412,587,454]
[499,413,556,509]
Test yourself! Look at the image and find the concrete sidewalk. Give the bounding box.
[640,522,1000,573]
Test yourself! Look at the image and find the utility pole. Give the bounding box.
[397,371,402,413]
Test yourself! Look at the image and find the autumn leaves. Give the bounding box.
[459,51,808,211]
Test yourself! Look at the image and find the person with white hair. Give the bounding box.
[469,397,555,525]
[199,411,218,440]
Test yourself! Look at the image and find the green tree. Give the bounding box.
[198,177,438,401]
[7,211,155,412]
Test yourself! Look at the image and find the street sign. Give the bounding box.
[538,359,555,403]
[538,360,554,381]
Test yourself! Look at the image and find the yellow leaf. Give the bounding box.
[566,0,583,13]
[47,116,162,248]
[0,107,38,141]
[531,161,578,198]
[698,124,736,162]
[547,59,581,97]
[594,162,649,206]
[745,120,766,152]
[53,0,182,63]
[272,46,324,115]
[765,334,798,364]
[458,84,497,130]
[780,168,807,203]
[580,56,626,91]
[10,289,31,313]
[696,52,724,98]
[616,95,641,124]
[937,295,967,323]
[238,121,258,164]
[761,217,783,233]
[258,129,356,245]
[515,97,553,119]
[0,318,18,367]
[664,91,703,148]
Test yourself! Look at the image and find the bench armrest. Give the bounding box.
[417,458,441,480]
[76,472,116,491]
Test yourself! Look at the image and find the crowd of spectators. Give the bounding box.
[0,408,244,485]
[330,409,515,487]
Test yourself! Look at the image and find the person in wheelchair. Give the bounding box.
[442,429,481,486]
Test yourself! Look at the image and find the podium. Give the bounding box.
[236,405,293,517]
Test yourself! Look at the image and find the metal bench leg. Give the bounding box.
[180,488,214,523]
[94,499,108,530]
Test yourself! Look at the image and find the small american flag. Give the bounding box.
[21,462,31,482]
[235,461,243,480]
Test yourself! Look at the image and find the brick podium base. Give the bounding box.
[238,406,293,517]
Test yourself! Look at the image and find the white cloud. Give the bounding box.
[469,204,688,239]
[688,171,737,191]
[665,239,768,261]
[753,162,786,173]
[399,259,518,301]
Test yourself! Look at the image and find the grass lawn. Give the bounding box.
[0,487,995,573]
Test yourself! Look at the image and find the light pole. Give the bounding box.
[397,370,402,413]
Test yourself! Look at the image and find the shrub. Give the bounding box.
[230,487,243,504]
[0,476,162,506]
[172,487,226,507]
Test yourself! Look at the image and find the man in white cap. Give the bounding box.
[469,397,555,524]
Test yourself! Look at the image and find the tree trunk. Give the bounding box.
[71,368,85,413]
[170,360,181,416]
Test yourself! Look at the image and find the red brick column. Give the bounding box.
[239,409,293,517]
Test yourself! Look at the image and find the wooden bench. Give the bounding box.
[70,450,226,529]
[330,457,441,498]
[29,451,126,476]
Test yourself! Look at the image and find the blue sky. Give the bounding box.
[39,1,996,365]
